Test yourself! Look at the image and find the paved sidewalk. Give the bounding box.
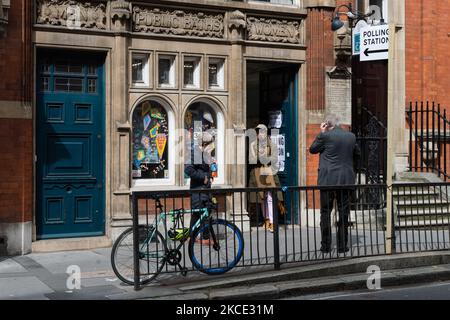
[2,247,450,300]
[0,248,181,300]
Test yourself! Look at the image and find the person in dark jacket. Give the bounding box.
[185,132,214,243]
[309,114,361,254]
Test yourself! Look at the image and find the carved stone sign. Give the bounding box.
[133,7,224,38]
[247,17,301,44]
[36,0,106,30]
[325,67,351,126]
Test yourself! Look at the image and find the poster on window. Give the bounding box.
[132,101,169,179]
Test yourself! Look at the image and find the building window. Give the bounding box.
[88,79,97,93]
[251,0,294,4]
[54,77,83,92]
[158,55,175,87]
[131,54,149,86]
[132,100,170,181]
[183,56,201,89]
[41,77,50,91]
[54,61,82,74]
[185,102,224,184]
[208,58,225,89]
[367,0,388,24]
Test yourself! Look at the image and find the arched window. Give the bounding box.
[184,101,224,184]
[132,100,172,184]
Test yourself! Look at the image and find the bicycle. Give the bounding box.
[111,195,244,286]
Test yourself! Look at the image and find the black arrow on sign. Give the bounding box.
[364,48,388,56]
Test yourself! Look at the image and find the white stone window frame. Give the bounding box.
[131,96,176,188]
[207,56,226,91]
[130,52,151,88]
[248,0,300,8]
[183,98,226,186]
[182,55,202,90]
[365,0,389,25]
[157,53,177,89]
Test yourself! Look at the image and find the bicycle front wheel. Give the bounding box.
[111,226,167,286]
[189,219,244,275]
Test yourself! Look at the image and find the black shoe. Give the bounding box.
[320,246,331,253]
[338,247,349,253]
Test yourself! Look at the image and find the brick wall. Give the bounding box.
[0,0,33,225]
[0,119,32,223]
[305,6,335,111]
[406,0,450,113]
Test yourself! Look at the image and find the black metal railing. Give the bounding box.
[407,101,450,181]
[130,184,388,289]
[354,106,387,185]
[392,182,450,253]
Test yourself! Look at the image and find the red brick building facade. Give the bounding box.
[0,0,448,255]
[0,0,33,255]
[406,0,450,111]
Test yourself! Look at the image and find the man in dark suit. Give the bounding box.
[309,114,361,253]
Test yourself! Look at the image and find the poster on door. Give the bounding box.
[271,134,285,173]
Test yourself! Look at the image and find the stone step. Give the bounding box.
[397,210,450,218]
[393,193,441,202]
[395,218,450,228]
[393,189,440,197]
[395,199,449,206]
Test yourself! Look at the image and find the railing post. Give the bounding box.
[272,189,281,270]
[386,24,396,255]
[132,193,141,290]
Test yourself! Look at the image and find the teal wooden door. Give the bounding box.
[36,51,105,239]
[260,66,299,223]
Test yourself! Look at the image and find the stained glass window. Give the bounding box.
[132,101,169,180]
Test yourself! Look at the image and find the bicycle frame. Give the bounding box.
[139,205,210,257]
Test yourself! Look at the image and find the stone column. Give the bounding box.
[388,0,407,174]
[228,10,246,188]
[110,1,132,238]
[227,11,249,230]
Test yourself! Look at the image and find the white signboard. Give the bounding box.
[360,24,389,61]
[352,20,368,56]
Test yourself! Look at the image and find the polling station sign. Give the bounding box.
[360,24,389,61]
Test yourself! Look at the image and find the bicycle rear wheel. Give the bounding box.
[188,219,244,274]
[111,226,167,285]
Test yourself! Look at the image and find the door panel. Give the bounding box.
[36,50,105,239]
[260,66,299,223]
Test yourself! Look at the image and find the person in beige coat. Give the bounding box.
[248,124,283,232]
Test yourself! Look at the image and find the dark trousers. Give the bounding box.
[190,191,210,239]
[319,189,351,250]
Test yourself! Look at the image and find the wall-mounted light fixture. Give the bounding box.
[331,3,375,31]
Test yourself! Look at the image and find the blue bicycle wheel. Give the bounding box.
[188,219,244,274]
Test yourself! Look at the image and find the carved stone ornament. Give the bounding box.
[228,10,246,31]
[247,16,301,44]
[111,0,131,30]
[133,6,224,38]
[36,0,106,30]
[327,66,351,80]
